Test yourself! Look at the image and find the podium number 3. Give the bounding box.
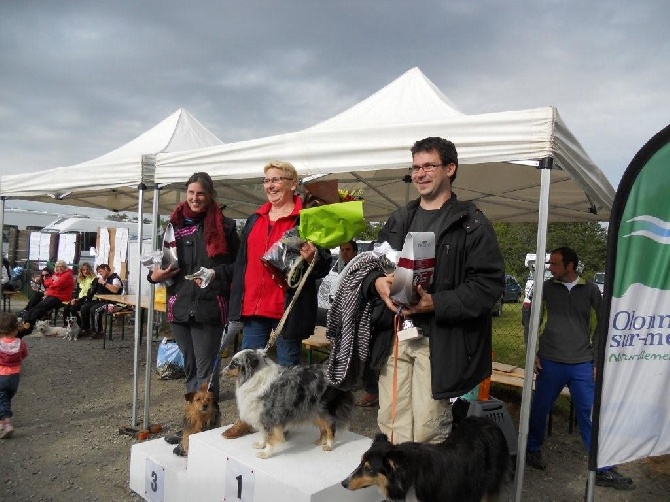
[145,459,164,502]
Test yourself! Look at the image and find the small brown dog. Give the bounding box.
[174,383,220,457]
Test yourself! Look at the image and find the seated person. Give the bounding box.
[1,258,12,290]
[19,261,74,336]
[79,264,123,339]
[19,267,53,316]
[64,262,95,328]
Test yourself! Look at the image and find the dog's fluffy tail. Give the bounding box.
[323,386,354,425]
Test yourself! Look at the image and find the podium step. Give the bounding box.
[129,436,188,502]
[130,425,382,501]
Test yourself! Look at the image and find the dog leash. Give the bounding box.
[206,330,230,392]
[264,252,318,352]
[390,311,402,444]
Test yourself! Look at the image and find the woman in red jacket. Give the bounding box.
[19,260,74,336]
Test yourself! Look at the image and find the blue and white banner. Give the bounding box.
[592,124,670,468]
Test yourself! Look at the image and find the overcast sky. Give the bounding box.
[1,0,668,204]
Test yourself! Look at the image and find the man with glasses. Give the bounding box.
[364,136,504,443]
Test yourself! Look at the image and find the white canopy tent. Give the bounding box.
[0,108,221,213]
[0,108,224,430]
[153,68,616,500]
[155,68,613,224]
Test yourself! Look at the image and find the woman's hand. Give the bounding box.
[300,241,317,263]
[150,264,180,283]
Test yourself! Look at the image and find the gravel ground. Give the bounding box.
[0,318,668,501]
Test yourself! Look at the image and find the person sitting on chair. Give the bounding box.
[18,261,74,337]
[79,264,123,339]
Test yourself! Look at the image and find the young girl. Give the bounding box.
[0,313,28,438]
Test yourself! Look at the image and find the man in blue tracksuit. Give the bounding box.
[526,246,633,490]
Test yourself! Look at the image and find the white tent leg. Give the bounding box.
[131,183,146,427]
[142,184,160,428]
[514,160,552,501]
[0,197,5,299]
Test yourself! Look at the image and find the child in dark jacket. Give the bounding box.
[0,313,29,438]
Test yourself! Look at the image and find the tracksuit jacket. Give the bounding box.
[364,195,505,399]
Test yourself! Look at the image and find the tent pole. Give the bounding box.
[0,197,5,299]
[514,158,553,501]
[143,184,160,428]
[131,182,146,427]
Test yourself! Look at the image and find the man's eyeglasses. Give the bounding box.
[410,163,444,174]
[262,177,292,185]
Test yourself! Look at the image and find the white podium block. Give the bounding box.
[186,425,382,502]
[130,437,188,502]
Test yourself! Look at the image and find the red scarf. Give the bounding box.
[169,202,228,257]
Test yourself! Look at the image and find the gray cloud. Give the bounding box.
[1,0,668,189]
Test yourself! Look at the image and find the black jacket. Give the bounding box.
[364,195,505,399]
[228,213,331,340]
[149,216,239,325]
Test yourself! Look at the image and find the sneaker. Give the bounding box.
[526,450,547,470]
[0,419,14,439]
[164,431,183,445]
[90,331,106,340]
[596,468,634,490]
[356,392,379,408]
[222,419,255,439]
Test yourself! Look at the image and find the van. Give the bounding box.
[40,216,146,263]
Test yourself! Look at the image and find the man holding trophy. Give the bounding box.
[364,137,505,444]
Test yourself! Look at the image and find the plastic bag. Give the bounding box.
[156,337,185,380]
[261,228,303,290]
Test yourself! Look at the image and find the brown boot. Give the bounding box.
[222,419,255,439]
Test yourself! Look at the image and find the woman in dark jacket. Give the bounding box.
[149,172,239,404]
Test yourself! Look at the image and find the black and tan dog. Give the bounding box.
[173,383,220,457]
[342,414,512,501]
[223,349,353,459]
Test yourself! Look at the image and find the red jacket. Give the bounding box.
[241,196,303,320]
[0,337,28,375]
[44,268,75,303]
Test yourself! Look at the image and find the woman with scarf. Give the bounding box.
[149,172,239,410]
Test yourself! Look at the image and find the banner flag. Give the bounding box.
[592,124,670,468]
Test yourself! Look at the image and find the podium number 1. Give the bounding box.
[145,459,165,502]
[224,457,255,501]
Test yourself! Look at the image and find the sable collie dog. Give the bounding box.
[223,349,353,459]
[342,415,512,502]
[174,383,220,457]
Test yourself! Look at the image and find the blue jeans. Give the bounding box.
[0,373,20,420]
[241,316,301,366]
[528,359,597,453]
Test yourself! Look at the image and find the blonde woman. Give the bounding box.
[64,262,95,327]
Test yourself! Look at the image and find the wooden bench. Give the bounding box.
[491,361,575,434]
[2,290,20,312]
[302,326,331,364]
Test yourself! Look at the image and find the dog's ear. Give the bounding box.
[184,392,195,402]
[373,433,389,444]
[451,397,470,425]
[245,352,260,371]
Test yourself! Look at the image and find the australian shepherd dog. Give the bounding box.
[342,414,512,501]
[173,383,220,457]
[223,349,353,459]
